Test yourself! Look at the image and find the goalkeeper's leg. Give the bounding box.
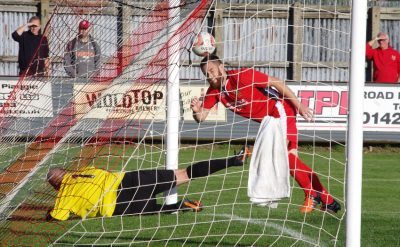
[179,145,249,184]
[157,146,250,213]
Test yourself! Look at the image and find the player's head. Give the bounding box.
[47,167,67,190]
[28,16,41,35]
[78,20,91,39]
[200,54,227,89]
[377,32,390,49]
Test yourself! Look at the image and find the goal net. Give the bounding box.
[0,0,349,245]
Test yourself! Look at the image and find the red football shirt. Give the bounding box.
[202,68,299,150]
[366,43,400,83]
[203,68,279,122]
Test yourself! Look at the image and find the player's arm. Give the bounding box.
[191,96,211,123]
[268,76,313,121]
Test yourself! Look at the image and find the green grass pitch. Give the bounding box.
[0,144,399,246]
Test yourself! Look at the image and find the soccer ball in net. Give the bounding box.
[192,32,216,57]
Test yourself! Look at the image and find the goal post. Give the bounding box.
[346,0,368,246]
[165,0,181,205]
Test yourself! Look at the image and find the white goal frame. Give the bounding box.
[346,0,367,246]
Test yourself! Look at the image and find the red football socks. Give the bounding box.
[288,153,334,204]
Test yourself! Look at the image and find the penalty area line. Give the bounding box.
[205,213,327,247]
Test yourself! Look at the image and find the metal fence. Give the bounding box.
[220,0,400,7]
[1,2,400,80]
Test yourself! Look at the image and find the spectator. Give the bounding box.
[64,20,101,78]
[366,32,400,83]
[11,16,50,76]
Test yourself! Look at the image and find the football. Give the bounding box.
[192,32,216,57]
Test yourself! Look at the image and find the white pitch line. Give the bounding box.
[206,213,326,247]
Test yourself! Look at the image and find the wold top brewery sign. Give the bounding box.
[74,84,166,120]
[0,79,53,117]
[73,84,226,121]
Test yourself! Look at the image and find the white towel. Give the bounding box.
[247,103,290,207]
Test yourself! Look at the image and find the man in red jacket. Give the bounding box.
[366,32,400,83]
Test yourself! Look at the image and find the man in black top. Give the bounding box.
[12,16,50,76]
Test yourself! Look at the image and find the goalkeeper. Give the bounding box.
[46,146,249,221]
[191,55,340,214]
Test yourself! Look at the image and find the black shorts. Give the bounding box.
[113,170,176,216]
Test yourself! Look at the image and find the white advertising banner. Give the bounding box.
[0,79,53,117]
[291,84,400,132]
[74,84,226,121]
[73,83,399,132]
[74,84,166,120]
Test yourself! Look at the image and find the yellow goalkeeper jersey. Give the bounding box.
[50,167,125,221]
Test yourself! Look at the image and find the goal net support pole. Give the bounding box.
[346,0,367,246]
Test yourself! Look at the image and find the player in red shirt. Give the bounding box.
[366,32,400,83]
[191,55,340,214]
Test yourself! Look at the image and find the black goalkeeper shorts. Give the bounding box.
[113,170,176,216]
